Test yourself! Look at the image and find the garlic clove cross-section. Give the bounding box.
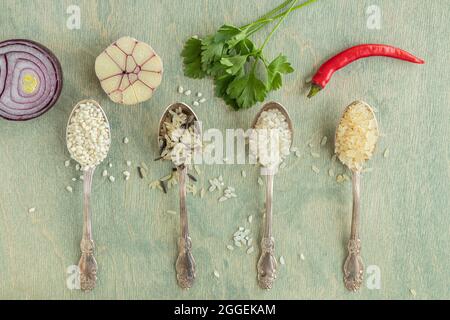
[95,36,163,105]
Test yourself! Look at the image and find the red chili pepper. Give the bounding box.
[307,44,425,98]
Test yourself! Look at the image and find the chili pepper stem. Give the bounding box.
[307,84,322,98]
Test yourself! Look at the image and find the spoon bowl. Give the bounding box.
[67,99,111,162]
[334,100,379,172]
[158,102,200,146]
[251,101,294,145]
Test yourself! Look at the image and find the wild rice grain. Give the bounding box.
[138,167,147,178]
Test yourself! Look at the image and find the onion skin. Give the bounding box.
[0,39,63,121]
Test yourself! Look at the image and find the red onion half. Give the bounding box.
[0,39,63,121]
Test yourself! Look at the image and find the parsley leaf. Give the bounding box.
[181,37,207,79]
[214,25,243,43]
[220,55,249,75]
[214,74,240,110]
[200,36,225,68]
[267,54,294,90]
[226,70,267,109]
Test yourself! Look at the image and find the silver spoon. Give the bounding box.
[251,101,293,290]
[66,99,111,291]
[334,100,379,292]
[158,102,200,289]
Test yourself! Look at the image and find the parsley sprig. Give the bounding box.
[181,0,318,110]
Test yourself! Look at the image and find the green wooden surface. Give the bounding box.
[0,0,449,299]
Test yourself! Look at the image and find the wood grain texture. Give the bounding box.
[0,0,449,299]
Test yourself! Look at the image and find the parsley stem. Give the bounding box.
[259,0,300,51]
[241,0,295,30]
[266,0,318,22]
[243,0,318,39]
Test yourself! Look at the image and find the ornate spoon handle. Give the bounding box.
[78,167,97,291]
[343,171,364,292]
[257,173,277,289]
[175,166,196,289]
